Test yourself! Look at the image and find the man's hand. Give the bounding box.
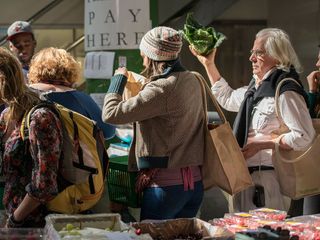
[307,70,320,92]
[242,140,275,159]
[189,45,216,67]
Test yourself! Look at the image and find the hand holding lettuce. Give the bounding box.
[181,13,226,56]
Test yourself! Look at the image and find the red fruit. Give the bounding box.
[135,228,142,235]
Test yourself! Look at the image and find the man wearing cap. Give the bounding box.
[7,21,37,83]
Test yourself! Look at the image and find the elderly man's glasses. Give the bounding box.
[250,49,266,57]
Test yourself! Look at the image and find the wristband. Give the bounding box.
[7,213,25,228]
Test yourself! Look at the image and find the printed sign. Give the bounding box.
[85,0,151,51]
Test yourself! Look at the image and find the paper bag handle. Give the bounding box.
[274,135,318,163]
[192,71,227,124]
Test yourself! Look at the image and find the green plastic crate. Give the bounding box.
[107,156,142,208]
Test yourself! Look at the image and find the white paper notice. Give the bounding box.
[84,51,115,79]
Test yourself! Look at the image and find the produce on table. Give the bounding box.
[181,12,226,56]
[58,223,152,240]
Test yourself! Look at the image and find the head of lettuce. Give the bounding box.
[181,13,226,56]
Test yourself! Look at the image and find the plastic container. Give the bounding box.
[44,213,129,240]
[107,156,142,208]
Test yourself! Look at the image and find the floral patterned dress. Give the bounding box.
[0,107,63,227]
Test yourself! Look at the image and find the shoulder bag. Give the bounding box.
[193,72,253,195]
[273,77,320,199]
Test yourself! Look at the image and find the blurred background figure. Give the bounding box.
[7,21,36,83]
[304,45,320,215]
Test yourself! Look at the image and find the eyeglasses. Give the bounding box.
[250,49,266,57]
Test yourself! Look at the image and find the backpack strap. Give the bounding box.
[20,101,59,141]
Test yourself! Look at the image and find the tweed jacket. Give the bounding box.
[102,70,206,171]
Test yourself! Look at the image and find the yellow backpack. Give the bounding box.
[21,101,109,214]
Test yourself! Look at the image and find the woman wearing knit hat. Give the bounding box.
[102,26,206,220]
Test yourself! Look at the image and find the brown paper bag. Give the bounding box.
[193,72,253,195]
[123,71,147,100]
[273,78,320,199]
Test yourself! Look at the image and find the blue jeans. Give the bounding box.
[140,181,204,221]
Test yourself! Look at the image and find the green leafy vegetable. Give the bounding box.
[181,12,226,56]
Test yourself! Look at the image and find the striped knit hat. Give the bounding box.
[139,26,182,61]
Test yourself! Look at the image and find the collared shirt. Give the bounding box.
[211,77,315,167]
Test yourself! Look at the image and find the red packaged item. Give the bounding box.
[223,212,259,226]
[225,224,249,234]
[289,214,320,228]
[283,220,312,234]
[249,208,287,221]
[209,218,232,227]
[210,217,251,234]
[288,228,315,240]
[312,227,320,240]
[250,219,282,230]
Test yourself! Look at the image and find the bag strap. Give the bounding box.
[191,71,226,123]
[20,101,59,140]
[274,77,301,127]
[274,136,318,163]
[274,77,316,163]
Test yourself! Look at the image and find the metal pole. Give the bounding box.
[65,35,85,52]
[0,0,64,46]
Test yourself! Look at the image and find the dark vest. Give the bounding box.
[233,67,308,148]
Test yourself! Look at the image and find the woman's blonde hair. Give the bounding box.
[141,60,167,79]
[0,47,39,121]
[28,47,81,87]
[256,28,302,73]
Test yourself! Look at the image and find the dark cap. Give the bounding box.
[7,21,33,40]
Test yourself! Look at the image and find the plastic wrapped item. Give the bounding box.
[44,213,150,240]
[210,217,254,234]
[223,212,259,226]
[246,219,281,231]
[115,128,133,144]
[0,228,44,239]
[283,220,311,233]
[132,218,234,240]
[210,218,235,227]
[288,214,320,228]
[249,208,287,221]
